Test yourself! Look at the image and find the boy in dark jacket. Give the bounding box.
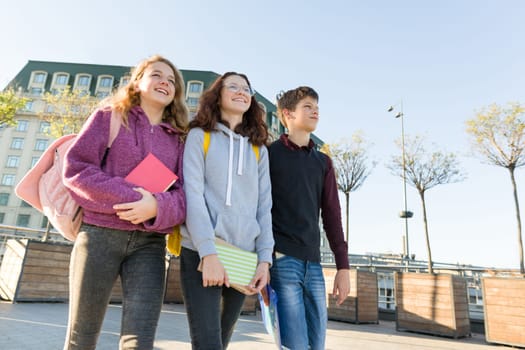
[268,86,350,350]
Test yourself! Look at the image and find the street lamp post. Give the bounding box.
[388,102,413,268]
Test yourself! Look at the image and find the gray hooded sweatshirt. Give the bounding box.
[181,124,274,264]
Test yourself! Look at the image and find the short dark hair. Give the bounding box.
[276,86,318,128]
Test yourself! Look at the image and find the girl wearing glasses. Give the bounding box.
[180,72,274,349]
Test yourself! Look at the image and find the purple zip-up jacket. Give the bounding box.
[63,106,185,233]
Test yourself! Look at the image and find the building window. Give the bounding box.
[6,156,20,168]
[77,75,90,86]
[39,121,51,133]
[30,87,43,95]
[16,214,30,227]
[10,138,24,150]
[96,91,109,99]
[31,157,40,167]
[74,74,92,95]
[16,120,28,132]
[54,73,69,85]
[35,139,48,151]
[21,200,32,207]
[0,213,4,224]
[186,97,199,108]
[99,76,113,88]
[0,193,9,206]
[95,76,113,99]
[1,174,16,186]
[32,72,46,84]
[271,114,279,131]
[24,100,34,111]
[41,216,49,228]
[188,81,203,94]
[120,76,130,87]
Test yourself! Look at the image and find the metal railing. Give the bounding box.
[0,224,70,260]
[320,250,521,321]
[1,224,520,321]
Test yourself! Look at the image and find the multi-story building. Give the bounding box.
[0,60,324,230]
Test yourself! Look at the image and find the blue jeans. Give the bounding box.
[270,255,327,350]
[64,223,167,350]
[180,247,246,350]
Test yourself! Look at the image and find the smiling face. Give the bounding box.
[219,75,252,116]
[284,96,319,133]
[135,61,176,110]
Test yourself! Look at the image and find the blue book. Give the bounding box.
[258,284,282,349]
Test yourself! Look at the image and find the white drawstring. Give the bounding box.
[225,130,234,206]
[237,136,245,175]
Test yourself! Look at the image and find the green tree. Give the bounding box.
[466,102,525,274]
[39,86,99,138]
[321,131,376,244]
[0,88,28,126]
[388,135,465,274]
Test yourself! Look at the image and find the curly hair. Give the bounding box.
[106,55,189,134]
[276,86,318,129]
[189,72,268,146]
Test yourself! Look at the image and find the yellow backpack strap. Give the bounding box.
[252,144,260,162]
[203,131,210,158]
[167,225,181,256]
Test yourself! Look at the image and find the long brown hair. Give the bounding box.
[108,55,188,134]
[189,72,268,146]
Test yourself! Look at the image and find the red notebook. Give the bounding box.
[125,153,178,193]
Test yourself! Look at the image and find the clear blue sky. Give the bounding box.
[2,0,524,268]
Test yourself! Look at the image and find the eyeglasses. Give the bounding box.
[224,83,255,96]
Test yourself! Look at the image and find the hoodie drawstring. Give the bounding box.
[226,131,234,206]
[225,133,246,206]
[237,136,245,176]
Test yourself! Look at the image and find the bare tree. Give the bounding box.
[321,131,376,243]
[388,135,465,274]
[39,86,100,138]
[0,88,28,126]
[466,102,525,274]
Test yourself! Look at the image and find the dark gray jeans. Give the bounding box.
[180,247,246,350]
[63,223,166,350]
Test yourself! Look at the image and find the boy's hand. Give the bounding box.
[201,254,230,288]
[333,268,350,305]
[113,187,157,224]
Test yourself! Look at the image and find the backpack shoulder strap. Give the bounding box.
[252,144,260,162]
[108,110,122,147]
[203,130,211,157]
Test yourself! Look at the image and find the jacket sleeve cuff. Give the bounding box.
[257,249,274,266]
[197,239,217,259]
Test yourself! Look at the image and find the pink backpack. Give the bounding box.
[15,112,121,241]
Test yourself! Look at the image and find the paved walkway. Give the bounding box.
[0,301,507,349]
